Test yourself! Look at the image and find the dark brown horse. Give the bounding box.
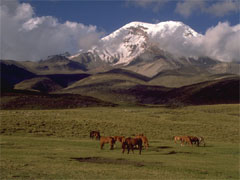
[189,136,200,146]
[122,137,142,155]
[135,134,149,149]
[90,131,100,140]
[100,136,115,150]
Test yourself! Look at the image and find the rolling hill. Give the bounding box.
[14,77,62,93]
[0,60,36,91]
[59,69,239,106]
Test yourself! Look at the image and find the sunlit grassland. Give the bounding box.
[0,104,239,179]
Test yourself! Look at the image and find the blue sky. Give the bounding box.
[22,0,239,35]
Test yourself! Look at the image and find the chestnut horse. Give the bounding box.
[135,134,149,149]
[174,136,192,146]
[174,136,182,144]
[90,131,100,140]
[100,136,115,150]
[180,136,193,146]
[122,137,142,155]
[112,136,125,146]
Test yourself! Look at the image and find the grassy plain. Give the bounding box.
[0,104,239,179]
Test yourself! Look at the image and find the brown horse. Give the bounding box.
[100,136,115,150]
[122,137,142,155]
[174,136,192,146]
[90,131,100,140]
[180,136,193,146]
[112,136,125,146]
[174,136,183,144]
[135,134,149,149]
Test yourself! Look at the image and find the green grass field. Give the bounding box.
[1,104,239,179]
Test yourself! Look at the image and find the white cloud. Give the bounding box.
[202,22,240,62]
[204,0,239,17]
[150,21,240,62]
[175,0,205,18]
[126,0,167,12]
[175,0,239,18]
[0,0,104,61]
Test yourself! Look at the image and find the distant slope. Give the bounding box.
[0,90,116,110]
[99,68,151,81]
[129,77,240,105]
[61,75,239,106]
[149,67,238,87]
[66,69,148,88]
[45,73,90,87]
[173,77,240,105]
[1,60,36,91]
[17,55,89,75]
[14,77,62,93]
[60,69,150,104]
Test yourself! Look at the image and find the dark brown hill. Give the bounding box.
[0,60,36,91]
[14,77,62,93]
[0,90,116,110]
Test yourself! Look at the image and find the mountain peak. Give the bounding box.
[86,21,200,65]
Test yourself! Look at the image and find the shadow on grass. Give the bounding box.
[157,146,173,149]
[70,157,145,167]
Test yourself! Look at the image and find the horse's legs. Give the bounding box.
[122,143,126,154]
[130,144,134,154]
[110,143,114,150]
[127,145,131,154]
[139,145,142,155]
[145,142,148,150]
[197,140,199,147]
[189,141,193,147]
[100,142,104,149]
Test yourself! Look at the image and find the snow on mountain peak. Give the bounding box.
[87,21,201,65]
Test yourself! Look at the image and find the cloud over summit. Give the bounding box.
[149,21,240,62]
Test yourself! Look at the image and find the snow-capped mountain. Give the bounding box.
[26,21,238,77]
[71,21,202,65]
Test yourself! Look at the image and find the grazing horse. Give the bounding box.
[90,131,100,140]
[180,136,193,146]
[100,136,115,150]
[113,136,125,146]
[174,136,192,146]
[135,134,149,149]
[198,136,206,146]
[189,136,200,146]
[174,136,183,144]
[122,137,142,155]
